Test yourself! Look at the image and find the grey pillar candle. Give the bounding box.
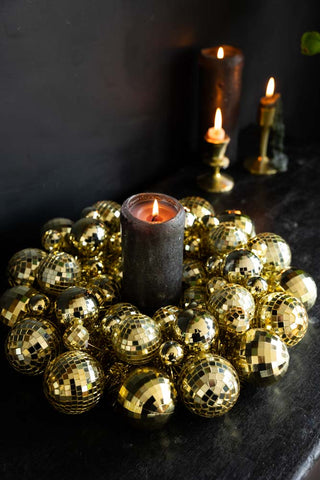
[121,193,185,315]
[199,45,244,163]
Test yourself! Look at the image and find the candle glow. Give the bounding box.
[217,47,224,59]
[206,107,225,142]
[214,108,222,129]
[266,77,275,97]
[152,199,159,218]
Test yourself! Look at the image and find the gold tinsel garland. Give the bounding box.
[0,197,317,429]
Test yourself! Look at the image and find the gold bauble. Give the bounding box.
[87,275,119,308]
[55,286,99,329]
[222,248,263,284]
[81,255,105,278]
[158,341,184,366]
[201,214,220,230]
[41,217,73,235]
[7,248,47,287]
[183,230,203,259]
[69,218,108,257]
[44,350,104,414]
[217,210,256,237]
[27,293,51,316]
[0,285,37,327]
[105,255,123,284]
[208,222,248,255]
[41,230,65,253]
[41,218,73,252]
[81,206,101,220]
[174,308,219,352]
[180,196,215,228]
[205,254,223,277]
[92,200,121,232]
[207,283,255,334]
[111,314,162,365]
[117,367,177,428]
[105,362,133,399]
[100,302,140,343]
[245,276,269,298]
[256,292,308,347]
[181,286,207,309]
[100,314,122,346]
[232,328,289,385]
[6,317,60,375]
[277,267,317,311]
[152,305,180,338]
[106,232,122,256]
[63,324,90,351]
[206,276,228,296]
[247,233,291,272]
[183,258,207,286]
[179,353,240,417]
[37,252,81,296]
[104,302,139,320]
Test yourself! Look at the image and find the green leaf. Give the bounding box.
[301,31,320,55]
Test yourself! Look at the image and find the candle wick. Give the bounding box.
[151,215,157,222]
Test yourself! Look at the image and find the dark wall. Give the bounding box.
[0,0,319,234]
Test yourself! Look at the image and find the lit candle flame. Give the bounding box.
[217,47,224,59]
[214,108,222,129]
[152,199,159,218]
[266,77,275,97]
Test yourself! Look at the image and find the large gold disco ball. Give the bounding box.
[152,305,180,338]
[44,350,105,414]
[117,367,177,429]
[0,285,37,327]
[222,249,262,284]
[69,218,108,257]
[40,218,73,252]
[231,328,289,385]
[255,292,308,347]
[37,252,82,296]
[6,317,60,375]
[179,196,215,228]
[277,267,317,311]
[179,353,240,417]
[111,314,162,365]
[173,308,219,352]
[55,286,100,329]
[207,283,255,334]
[7,248,47,287]
[247,233,291,272]
[208,222,248,255]
[92,200,121,232]
[217,210,256,237]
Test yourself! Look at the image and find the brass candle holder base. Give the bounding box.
[198,135,234,193]
[244,156,277,176]
[198,165,234,193]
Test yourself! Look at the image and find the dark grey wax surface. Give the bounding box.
[0,142,320,480]
[121,193,185,314]
[199,45,244,163]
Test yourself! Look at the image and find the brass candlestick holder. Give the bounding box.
[244,103,278,175]
[198,134,234,193]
